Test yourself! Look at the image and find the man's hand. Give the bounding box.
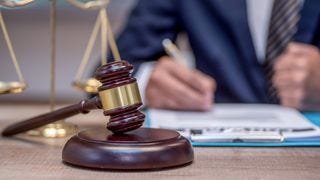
[146,56,216,111]
[273,42,320,111]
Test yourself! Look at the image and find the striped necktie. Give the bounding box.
[265,0,301,103]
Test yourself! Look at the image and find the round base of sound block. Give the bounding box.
[62,128,194,170]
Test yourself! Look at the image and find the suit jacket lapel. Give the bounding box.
[295,0,320,45]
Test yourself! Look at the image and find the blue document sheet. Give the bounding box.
[145,104,320,147]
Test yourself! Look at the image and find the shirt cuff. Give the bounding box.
[134,61,156,106]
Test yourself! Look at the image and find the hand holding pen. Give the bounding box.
[144,39,216,111]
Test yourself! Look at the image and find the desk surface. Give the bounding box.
[0,104,319,180]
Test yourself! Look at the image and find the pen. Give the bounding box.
[190,132,284,143]
[162,38,187,66]
[165,127,285,143]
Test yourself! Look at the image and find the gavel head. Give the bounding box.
[95,60,145,134]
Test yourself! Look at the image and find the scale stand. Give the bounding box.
[26,0,76,138]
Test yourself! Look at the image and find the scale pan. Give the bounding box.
[72,78,101,93]
[0,81,26,94]
[0,0,34,8]
[66,0,109,10]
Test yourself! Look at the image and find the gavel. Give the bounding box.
[2,60,194,170]
[2,60,145,136]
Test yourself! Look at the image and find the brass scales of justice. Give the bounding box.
[1,0,194,171]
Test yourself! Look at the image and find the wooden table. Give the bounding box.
[0,104,319,180]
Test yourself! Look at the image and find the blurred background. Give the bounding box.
[0,0,137,103]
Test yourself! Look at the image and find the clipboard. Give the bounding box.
[145,105,320,147]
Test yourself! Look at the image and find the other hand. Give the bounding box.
[146,56,216,111]
[273,42,320,111]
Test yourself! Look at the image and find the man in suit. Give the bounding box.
[112,0,320,111]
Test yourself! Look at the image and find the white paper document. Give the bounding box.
[148,104,320,142]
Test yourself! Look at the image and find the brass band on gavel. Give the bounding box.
[99,82,141,111]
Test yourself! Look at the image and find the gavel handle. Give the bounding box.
[2,96,102,137]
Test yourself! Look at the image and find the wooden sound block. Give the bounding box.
[62,128,194,170]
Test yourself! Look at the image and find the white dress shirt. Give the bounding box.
[247,0,274,63]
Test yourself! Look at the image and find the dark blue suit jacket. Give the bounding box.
[113,0,320,103]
